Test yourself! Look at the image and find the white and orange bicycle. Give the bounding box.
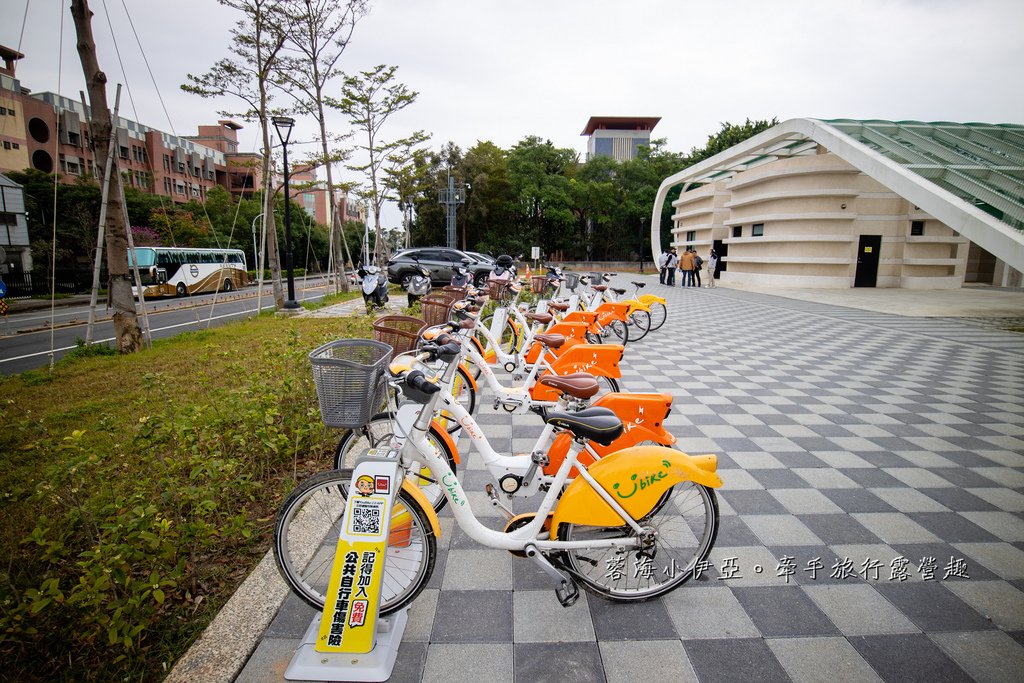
[274,335,721,614]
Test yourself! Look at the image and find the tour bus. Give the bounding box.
[129,247,248,298]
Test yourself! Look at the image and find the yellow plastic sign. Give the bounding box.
[315,454,400,654]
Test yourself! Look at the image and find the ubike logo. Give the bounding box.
[622,405,644,433]
[612,459,672,499]
[570,352,601,373]
[441,472,466,506]
[460,415,483,440]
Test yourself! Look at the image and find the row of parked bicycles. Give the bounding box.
[273,264,723,615]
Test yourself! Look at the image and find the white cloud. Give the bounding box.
[5,0,1023,226]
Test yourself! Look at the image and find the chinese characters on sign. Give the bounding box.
[604,555,970,582]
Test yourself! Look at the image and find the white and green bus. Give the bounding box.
[129,247,248,298]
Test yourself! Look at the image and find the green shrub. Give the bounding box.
[0,315,372,681]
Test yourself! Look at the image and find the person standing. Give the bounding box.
[665,247,679,286]
[693,250,703,288]
[658,250,670,284]
[706,249,718,287]
[679,248,695,287]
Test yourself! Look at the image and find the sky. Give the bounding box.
[4,0,1024,224]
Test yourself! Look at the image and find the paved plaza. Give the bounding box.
[236,281,1024,683]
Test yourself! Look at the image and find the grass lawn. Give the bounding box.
[0,312,375,682]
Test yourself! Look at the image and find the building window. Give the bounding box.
[12,142,19,149]
[685,230,696,242]
[68,131,81,146]
[752,223,764,237]
[163,177,172,193]
[732,225,742,238]
[0,212,16,226]
[910,220,925,236]
[119,146,129,159]
[2,141,9,150]
[163,154,171,171]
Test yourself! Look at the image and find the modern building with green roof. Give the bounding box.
[651,118,1024,288]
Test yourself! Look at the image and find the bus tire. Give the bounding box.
[176,282,188,297]
[223,279,233,292]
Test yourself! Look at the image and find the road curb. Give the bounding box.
[164,549,289,683]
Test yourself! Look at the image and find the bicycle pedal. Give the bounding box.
[555,579,580,608]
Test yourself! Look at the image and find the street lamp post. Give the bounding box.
[272,115,299,309]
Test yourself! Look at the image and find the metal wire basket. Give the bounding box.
[563,272,580,290]
[372,315,427,355]
[309,339,393,428]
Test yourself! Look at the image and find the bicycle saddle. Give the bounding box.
[525,312,553,324]
[631,281,646,289]
[592,284,608,292]
[538,372,600,399]
[611,287,626,296]
[547,301,569,311]
[534,333,565,348]
[545,406,623,446]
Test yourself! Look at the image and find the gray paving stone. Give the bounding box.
[953,542,1024,579]
[743,514,824,546]
[731,586,840,637]
[422,643,512,683]
[663,586,761,639]
[959,511,1024,542]
[587,594,678,640]
[430,590,512,642]
[440,548,512,590]
[769,488,845,514]
[851,513,941,544]
[767,636,883,682]
[600,639,699,683]
[944,580,1024,631]
[803,583,919,635]
[513,642,604,683]
[683,637,790,683]
[930,631,1024,683]
[512,589,595,643]
[873,582,996,632]
[848,633,974,683]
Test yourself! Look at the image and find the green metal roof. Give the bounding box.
[823,119,1024,232]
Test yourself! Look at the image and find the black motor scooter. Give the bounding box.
[403,257,432,307]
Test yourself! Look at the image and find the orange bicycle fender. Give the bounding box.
[550,447,721,538]
[524,322,589,363]
[430,419,461,465]
[400,480,441,538]
[529,344,623,401]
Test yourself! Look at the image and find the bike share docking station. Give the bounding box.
[286,454,409,682]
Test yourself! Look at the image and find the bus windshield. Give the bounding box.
[129,248,157,268]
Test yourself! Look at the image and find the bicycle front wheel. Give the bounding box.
[628,309,651,342]
[273,469,437,614]
[648,302,668,331]
[437,365,476,434]
[558,482,718,602]
[604,318,629,345]
[478,313,519,356]
[334,412,457,512]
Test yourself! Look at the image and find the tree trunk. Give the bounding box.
[259,113,284,308]
[71,0,142,353]
[317,111,350,293]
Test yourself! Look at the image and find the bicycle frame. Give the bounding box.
[399,362,649,552]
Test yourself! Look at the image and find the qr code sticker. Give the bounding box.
[349,499,384,536]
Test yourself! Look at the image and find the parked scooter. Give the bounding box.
[404,258,432,307]
[357,264,389,314]
[450,265,472,288]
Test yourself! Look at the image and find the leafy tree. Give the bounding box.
[329,64,430,265]
[684,118,779,166]
[279,0,368,291]
[182,0,291,307]
[506,136,577,258]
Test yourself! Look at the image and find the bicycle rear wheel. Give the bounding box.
[273,469,436,614]
[558,482,718,602]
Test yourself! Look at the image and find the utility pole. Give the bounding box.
[71,0,142,354]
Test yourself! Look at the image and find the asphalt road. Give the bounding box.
[0,280,337,376]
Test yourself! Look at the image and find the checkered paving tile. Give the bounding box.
[238,281,1024,682]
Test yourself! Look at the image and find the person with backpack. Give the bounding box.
[664,248,679,286]
[658,250,671,285]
